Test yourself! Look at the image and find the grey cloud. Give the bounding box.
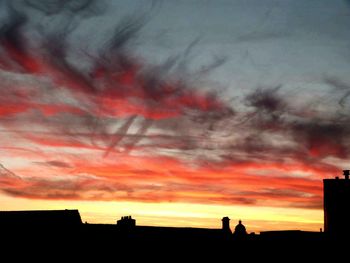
[34,160,73,168]
[1,0,350,174]
[23,0,104,16]
[324,77,350,107]
[0,0,233,158]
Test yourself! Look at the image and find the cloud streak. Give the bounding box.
[0,0,349,212]
[0,160,325,208]
[0,0,232,157]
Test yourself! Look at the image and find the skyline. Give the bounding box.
[1,0,350,233]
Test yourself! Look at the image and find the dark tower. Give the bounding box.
[323,170,350,238]
[222,216,231,234]
[116,215,136,230]
[233,220,247,239]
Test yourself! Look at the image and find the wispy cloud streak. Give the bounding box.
[0,0,349,211]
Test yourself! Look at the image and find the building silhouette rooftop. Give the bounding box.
[1,169,349,253]
[0,209,82,227]
[323,170,350,237]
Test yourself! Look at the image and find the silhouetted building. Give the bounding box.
[117,215,136,229]
[323,170,350,237]
[113,215,231,242]
[133,225,227,242]
[0,209,82,228]
[259,230,322,241]
[233,220,247,238]
[222,216,231,234]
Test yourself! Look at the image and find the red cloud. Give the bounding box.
[0,0,348,215]
[0,156,325,209]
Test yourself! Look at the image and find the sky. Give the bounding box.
[1,0,350,233]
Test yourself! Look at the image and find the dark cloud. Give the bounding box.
[291,121,350,159]
[244,86,286,129]
[245,86,285,115]
[0,163,22,187]
[23,0,104,16]
[324,77,350,106]
[240,83,350,160]
[1,162,133,200]
[34,160,73,168]
[0,0,232,158]
[0,0,349,211]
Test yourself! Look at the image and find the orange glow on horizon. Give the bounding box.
[0,194,323,233]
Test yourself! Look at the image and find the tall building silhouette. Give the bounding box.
[0,209,82,227]
[221,216,231,234]
[323,170,350,237]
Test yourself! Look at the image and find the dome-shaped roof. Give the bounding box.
[233,220,247,236]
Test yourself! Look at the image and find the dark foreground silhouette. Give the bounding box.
[1,171,349,259]
[0,209,346,260]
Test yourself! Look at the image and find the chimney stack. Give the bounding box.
[222,216,231,234]
[343,170,350,180]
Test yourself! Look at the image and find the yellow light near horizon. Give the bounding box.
[0,194,323,233]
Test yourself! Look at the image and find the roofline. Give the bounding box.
[0,209,80,212]
[135,225,221,231]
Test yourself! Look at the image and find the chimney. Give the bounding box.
[343,170,350,180]
[222,216,231,234]
[116,215,136,228]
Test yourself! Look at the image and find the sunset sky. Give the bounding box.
[1,0,350,233]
